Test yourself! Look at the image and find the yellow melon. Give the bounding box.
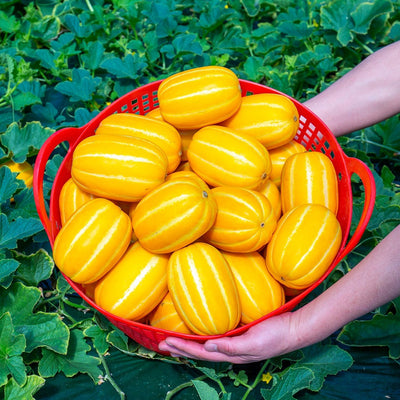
[59,178,96,225]
[146,108,163,120]
[94,242,169,320]
[3,160,33,188]
[165,170,209,190]
[221,251,285,324]
[266,204,342,290]
[132,177,217,253]
[221,93,299,149]
[281,151,339,214]
[258,179,282,220]
[53,198,132,284]
[71,134,168,202]
[95,113,181,173]
[187,125,271,189]
[268,140,306,187]
[203,186,277,253]
[157,66,242,130]
[168,242,240,335]
[148,292,192,334]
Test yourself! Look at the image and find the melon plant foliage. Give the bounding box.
[0,0,399,399]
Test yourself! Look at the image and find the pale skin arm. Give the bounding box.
[158,41,400,363]
[304,40,400,137]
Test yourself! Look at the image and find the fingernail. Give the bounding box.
[205,343,218,352]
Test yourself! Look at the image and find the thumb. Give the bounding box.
[204,336,248,356]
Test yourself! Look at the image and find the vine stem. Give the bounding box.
[348,134,400,154]
[165,375,208,400]
[85,0,94,12]
[241,359,270,400]
[97,351,126,400]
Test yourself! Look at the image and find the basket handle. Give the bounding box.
[33,126,85,240]
[337,155,376,262]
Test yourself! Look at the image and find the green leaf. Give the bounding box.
[31,16,60,41]
[228,369,248,387]
[81,41,105,71]
[261,367,314,400]
[320,0,356,46]
[0,167,19,204]
[3,374,45,400]
[63,13,90,38]
[100,53,147,79]
[6,189,39,220]
[338,313,400,359]
[0,121,54,163]
[173,34,203,56]
[0,312,27,387]
[350,1,393,34]
[74,108,100,127]
[320,0,393,46]
[296,344,353,391]
[33,49,60,70]
[0,214,44,250]
[243,56,263,81]
[0,258,19,288]
[55,68,101,102]
[0,282,69,354]
[11,80,45,111]
[192,379,220,400]
[0,10,20,33]
[107,329,138,354]
[13,249,54,287]
[39,329,102,383]
[388,20,400,41]
[84,325,109,355]
[240,0,261,17]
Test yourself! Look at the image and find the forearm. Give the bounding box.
[304,41,400,136]
[293,224,400,348]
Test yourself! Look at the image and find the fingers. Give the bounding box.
[158,336,262,364]
[159,337,235,362]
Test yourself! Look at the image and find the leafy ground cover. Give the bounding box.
[0,0,400,399]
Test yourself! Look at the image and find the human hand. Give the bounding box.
[158,312,300,364]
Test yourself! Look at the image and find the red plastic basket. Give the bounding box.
[33,79,376,354]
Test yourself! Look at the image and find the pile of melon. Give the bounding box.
[53,66,341,336]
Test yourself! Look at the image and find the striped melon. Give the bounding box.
[53,198,132,284]
[71,134,168,202]
[165,170,209,190]
[95,113,182,173]
[146,108,163,120]
[59,178,96,225]
[145,108,196,162]
[266,204,342,290]
[187,125,271,189]
[94,242,169,320]
[168,242,240,335]
[258,179,282,220]
[148,292,192,334]
[203,186,277,253]
[157,66,242,130]
[268,140,306,187]
[221,251,285,324]
[281,151,338,214]
[221,93,299,149]
[4,160,33,188]
[132,177,217,253]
